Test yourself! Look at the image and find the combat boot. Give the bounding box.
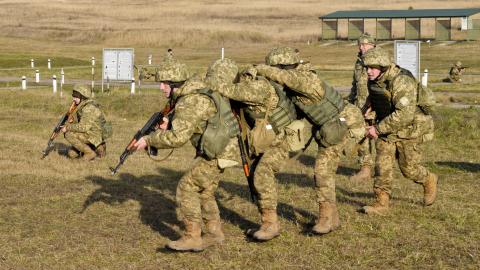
[362,188,389,215]
[167,220,204,252]
[67,147,80,159]
[202,219,225,248]
[312,202,340,234]
[349,166,372,182]
[252,209,280,241]
[423,173,438,206]
[95,143,107,158]
[81,146,97,161]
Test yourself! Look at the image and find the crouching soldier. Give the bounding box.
[133,59,241,252]
[361,47,438,215]
[62,84,111,161]
[256,47,365,235]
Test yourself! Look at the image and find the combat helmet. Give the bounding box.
[72,84,92,99]
[157,60,190,82]
[363,47,392,68]
[358,33,375,45]
[455,61,462,67]
[206,58,239,84]
[265,47,301,66]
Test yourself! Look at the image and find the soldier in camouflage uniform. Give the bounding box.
[256,47,365,235]
[361,47,438,215]
[448,61,465,83]
[349,33,376,182]
[134,59,241,252]
[61,84,110,161]
[207,65,298,241]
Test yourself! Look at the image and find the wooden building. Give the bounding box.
[319,8,480,41]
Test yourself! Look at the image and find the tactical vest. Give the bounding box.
[190,89,240,160]
[243,78,297,134]
[292,81,345,127]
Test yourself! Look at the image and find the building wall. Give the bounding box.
[420,18,436,39]
[391,18,405,39]
[337,19,349,39]
[450,17,466,40]
[364,19,376,37]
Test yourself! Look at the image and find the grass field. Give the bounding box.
[0,0,480,269]
[0,87,479,269]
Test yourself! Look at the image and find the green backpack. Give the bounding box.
[397,68,436,115]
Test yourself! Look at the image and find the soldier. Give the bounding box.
[133,59,241,252]
[256,47,365,235]
[361,47,438,215]
[207,65,299,241]
[349,33,376,182]
[448,61,465,83]
[61,84,111,161]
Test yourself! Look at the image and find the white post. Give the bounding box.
[91,56,95,66]
[52,75,57,94]
[61,68,65,84]
[47,59,51,69]
[421,69,429,87]
[35,70,40,83]
[30,59,34,68]
[148,54,152,65]
[91,67,95,91]
[221,48,224,60]
[130,77,135,95]
[21,76,27,90]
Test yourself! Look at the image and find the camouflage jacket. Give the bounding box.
[349,53,369,108]
[67,99,107,147]
[255,63,326,105]
[449,66,464,82]
[370,64,434,141]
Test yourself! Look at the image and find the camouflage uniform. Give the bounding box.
[361,47,438,215]
[144,59,240,251]
[449,61,465,83]
[256,47,365,234]
[208,66,294,240]
[64,84,110,160]
[349,34,376,174]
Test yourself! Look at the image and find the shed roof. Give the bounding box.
[319,8,480,19]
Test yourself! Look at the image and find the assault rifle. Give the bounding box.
[110,102,174,175]
[41,101,77,159]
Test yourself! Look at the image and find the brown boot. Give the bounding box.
[95,143,107,158]
[67,147,80,159]
[362,189,389,215]
[166,220,204,252]
[252,209,280,241]
[202,219,225,248]
[423,173,438,206]
[349,166,372,182]
[312,202,340,234]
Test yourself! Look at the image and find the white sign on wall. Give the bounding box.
[394,40,420,80]
[102,48,134,90]
[461,17,468,30]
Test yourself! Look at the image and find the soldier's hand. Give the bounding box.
[158,117,169,130]
[60,126,67,133]
[133,137,148,151]
[365,125,378,139]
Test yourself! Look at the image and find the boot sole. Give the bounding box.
[165,244,204,252]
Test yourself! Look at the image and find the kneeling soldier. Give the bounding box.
[62,84,111,161]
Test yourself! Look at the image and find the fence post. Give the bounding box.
[35,70,40,83]
[148,54,152,65]
[130,77,135,95]
[91,56,95,66]
[21,76,27,90]
[61,68,65,84]
[31,59,34,68]
[52,75,57,94]
[221,48,224,60]
[48,59,51,69]
[421,69,429,87]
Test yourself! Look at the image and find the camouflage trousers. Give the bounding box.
[374,139,430,195]
[357,136,375,168]
[64,131,93,152]
[253,139,290,211]
[314,137,349,203]
[176,138,240,224]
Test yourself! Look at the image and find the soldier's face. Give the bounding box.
[73,97,81,104]
[160,82,173,97]
[367,67,382,80]
[359,43,375,55]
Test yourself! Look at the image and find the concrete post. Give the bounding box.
[148,54,152,65]
[52,75,57,94]
[35,70,40,83]
[21,76,27,90]
[31,59,34,68]
[61,68,65,84]
[48,59,51,69]
[421,69,429,87]
[130,77,135,95]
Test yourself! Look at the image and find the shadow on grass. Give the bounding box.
[435,161,480,172]
[82,168,182,239]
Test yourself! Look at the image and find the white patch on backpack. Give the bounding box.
[399,97,409,106]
